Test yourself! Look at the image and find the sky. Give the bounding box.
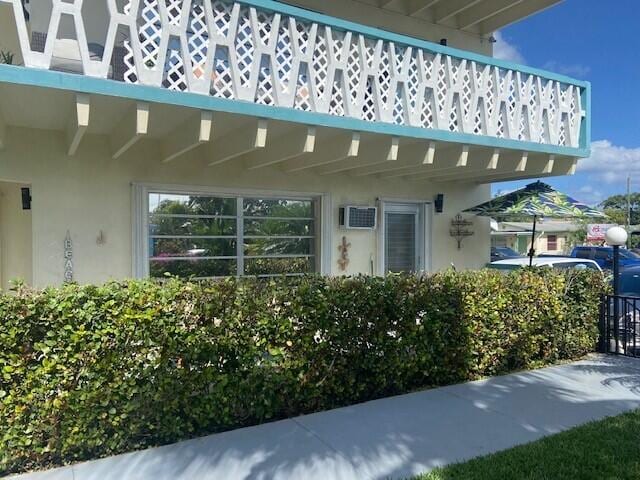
[491,0,640,205]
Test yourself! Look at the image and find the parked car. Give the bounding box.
[487,257,602,272]
[570,246,640,270]
[619,267,640,297]
[490,246,522,262]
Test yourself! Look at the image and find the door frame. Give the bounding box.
[376,198,432,276]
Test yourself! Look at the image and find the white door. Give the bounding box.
[383,203,425,273]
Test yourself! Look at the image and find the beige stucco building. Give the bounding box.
[0,0,590,288]
[491,220,582,257]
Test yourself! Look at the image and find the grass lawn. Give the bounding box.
[416,409,640,480]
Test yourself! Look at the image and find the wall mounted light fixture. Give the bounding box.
[21,187,31,210]
[434,194,444,213]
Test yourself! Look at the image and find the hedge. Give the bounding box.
[0,269,606,475]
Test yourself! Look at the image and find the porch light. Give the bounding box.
[21,187,31,210]
[434,194,444,213]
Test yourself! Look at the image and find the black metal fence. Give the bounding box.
[600,294,640,357]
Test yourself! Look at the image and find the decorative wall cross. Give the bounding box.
[337,236,351,271]
[450,214,474,250]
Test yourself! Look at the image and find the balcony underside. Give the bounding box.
[0,0,589,161]
[0,77,578,185]
[294,0,563,35]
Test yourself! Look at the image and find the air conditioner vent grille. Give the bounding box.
[340,206,377,229]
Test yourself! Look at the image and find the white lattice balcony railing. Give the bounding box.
[1,0,589,153]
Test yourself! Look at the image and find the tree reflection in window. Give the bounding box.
[148,193,316,278]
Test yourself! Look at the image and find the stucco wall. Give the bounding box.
[0,126,490,287]
[0,181,32,289]
[536,234,570,255]
[0,4,25,66]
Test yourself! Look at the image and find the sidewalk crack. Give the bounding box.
[290,417,342,455]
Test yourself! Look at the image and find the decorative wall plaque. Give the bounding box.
[64,231,73,282]
[450,214,474,250]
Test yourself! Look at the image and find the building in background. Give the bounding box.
[0,0,590,287]
[491,220,583,256]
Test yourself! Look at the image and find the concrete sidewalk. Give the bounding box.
[13,354,640,480]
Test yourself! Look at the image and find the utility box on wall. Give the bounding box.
[339,206,377,230]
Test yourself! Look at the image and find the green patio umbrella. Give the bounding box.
[464,181,607,266]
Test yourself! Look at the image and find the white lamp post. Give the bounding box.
[605,226,628,354]
[605,226,628,297]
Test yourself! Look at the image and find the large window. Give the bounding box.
[147,192,318,278]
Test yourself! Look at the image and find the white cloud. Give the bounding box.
[573,184,605,205]
[542,60,590,78]
[577,140,640,190]
[492,31,526,64]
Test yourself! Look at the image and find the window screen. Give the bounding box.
[385,212,416,273]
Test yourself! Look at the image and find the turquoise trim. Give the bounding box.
[0,64,590,158]
[580,81,591,153]
[238,0,590,89]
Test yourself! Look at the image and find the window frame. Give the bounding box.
[547,234,558,251]
[133,183,331,278]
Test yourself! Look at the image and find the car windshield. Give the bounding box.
[488,261,598,272]
[620,249,640,260]
[575,248,640,261]
[487,263,519,271]
[494,247,520,256]
[574,249,591,259]
[552,261,599,271]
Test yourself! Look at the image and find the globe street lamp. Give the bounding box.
[605,226,628,354]
[605,226,629,297]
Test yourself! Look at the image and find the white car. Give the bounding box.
[487,257,603,272]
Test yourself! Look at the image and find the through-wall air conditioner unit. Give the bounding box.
[339,206,377,230]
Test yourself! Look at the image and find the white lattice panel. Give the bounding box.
[1,0,584,148]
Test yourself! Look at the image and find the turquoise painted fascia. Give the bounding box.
[580,81,591,154]
[238,0,590,89]
[0,64,590,158]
